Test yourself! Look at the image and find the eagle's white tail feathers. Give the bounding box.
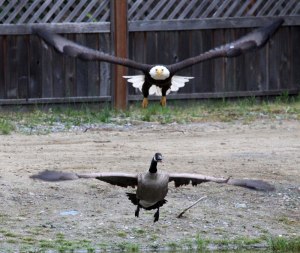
[149,85,160,96]
[123,75,194,96]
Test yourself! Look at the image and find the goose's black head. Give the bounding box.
[154,153,163,162]
[149,153,163,173]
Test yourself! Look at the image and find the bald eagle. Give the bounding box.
[33,19,283,107]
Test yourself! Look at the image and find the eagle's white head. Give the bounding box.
[149,65,170,80]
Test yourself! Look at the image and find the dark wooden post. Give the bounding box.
[111,0,128,110]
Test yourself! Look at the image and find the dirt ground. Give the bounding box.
[0,119,299,251]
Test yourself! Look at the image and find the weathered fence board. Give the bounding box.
[29,35,42,98]
[0,36,5,98]
[213,29,225,92]
[86,33,100,97]
[224,29,237,92]
[41,37,53,98]
[269,27,290,91]
[64,34,76,97]
[7,36,19,99]
[16,35,29,99]
[76,34,89,97]
[99,33,111,96]
[291,26,300,88]
[234,28,249,91]
[52,46,65,98]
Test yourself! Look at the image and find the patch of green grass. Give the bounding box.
[149,233,159,241]
[269,236,300,252]
[277,216,299,226]
[0,213,9,224]
[195,234,207,251]
[233,236,264,247]
[6,238,18,244]
[21,237,36,245]
[132,228,146,236]
[3,232,19,238]
[115,242,139,252]
[116,231,127,238]
[167,241,180,251]
[0,95,299,134]
[0,118,14,134]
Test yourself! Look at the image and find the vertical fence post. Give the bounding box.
[111,0,128,110]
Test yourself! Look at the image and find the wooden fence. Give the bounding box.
[0,0,300,107]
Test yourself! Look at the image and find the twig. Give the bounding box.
[177,196,207,218]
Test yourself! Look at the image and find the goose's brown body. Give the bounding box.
[137,172,169,208]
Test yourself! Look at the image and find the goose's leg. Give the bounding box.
[154,207,160,222]
[135,200,140,217]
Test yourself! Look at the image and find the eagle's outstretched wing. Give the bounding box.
[33,27,150,72]
[30,170,138,188]
[168,173,274,191]
[167,18,284,74]
[33,18,283,75]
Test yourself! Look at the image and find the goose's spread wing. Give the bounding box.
[30,170,138,188]
[168,173,230,187]
[168,173,274,191]
[168,18,284,74]
[33,28,150,72]
[93,173,137,188]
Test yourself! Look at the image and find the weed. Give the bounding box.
[3,232,18,238]
[181,238,194,250]
[269,236,300,251]
[98,106,112,123]
[115,242,139,252]
[277,216,298,226]
[167,241,180,251]
[149,234,159,241]
[117,231,127,238]
[6,239,18,244]
[132,228,145,236]
[195,234,207,251]
[0,118,14,134]
[21,237,36,245]
[276,91,290,103]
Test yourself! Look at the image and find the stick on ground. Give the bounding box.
[177,196,207,218]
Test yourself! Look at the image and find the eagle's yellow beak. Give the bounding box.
[155,68,163,77]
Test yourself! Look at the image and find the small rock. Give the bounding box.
[235,203,247,208]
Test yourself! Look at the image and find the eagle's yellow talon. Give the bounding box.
[160,96,167,107]
[142,98,148,108]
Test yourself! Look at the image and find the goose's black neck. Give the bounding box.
[149,158,158,173]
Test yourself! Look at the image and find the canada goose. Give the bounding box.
[31,153,274,222]
[33,19,284,107]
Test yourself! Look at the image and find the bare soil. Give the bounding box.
[0,119,299,250]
